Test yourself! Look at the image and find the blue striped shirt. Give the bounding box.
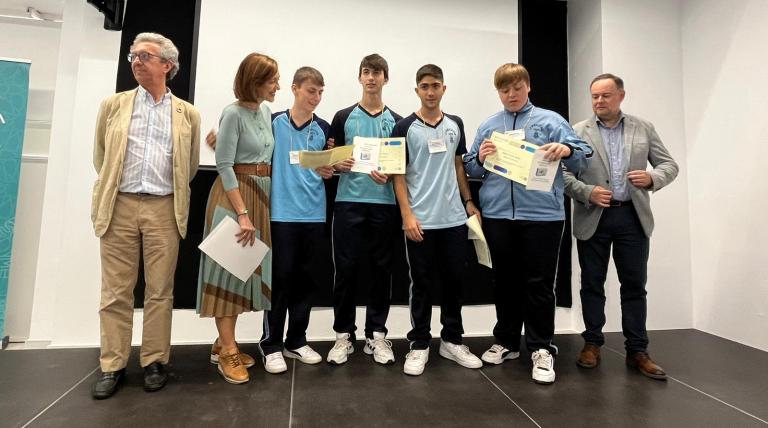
[597,114,629,201]
[119,86,174,195]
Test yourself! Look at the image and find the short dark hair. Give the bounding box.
[591,73,624,90]
[416,64,443,83]
[359,54,389,80]
[293,66,324,87]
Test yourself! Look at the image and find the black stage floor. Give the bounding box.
[1,330,766,427]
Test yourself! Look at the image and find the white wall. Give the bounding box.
[0,18,60,340]
[27,0,121,346]
[567,0,602,124]
[195,0,520,166]
[681,0,768,351]
[567,0,694,336]
[5,161,47,341]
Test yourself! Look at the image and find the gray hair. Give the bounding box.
[130,32,180,80]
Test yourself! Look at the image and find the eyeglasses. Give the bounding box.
[127,51,166,63]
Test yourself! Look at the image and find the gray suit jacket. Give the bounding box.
[563,114,678,240]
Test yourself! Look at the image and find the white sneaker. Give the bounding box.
[403,349,429,376]
[326,332,354,365]
[438,340,482,369]
[364,332,395,365]
[283,345,322,365]
[481,344,520,365]
[531,349,556,384]
[264,352,288,374]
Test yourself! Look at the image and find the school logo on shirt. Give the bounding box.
[382,117,396,133]
[529,124,544,141]
[445,129,458,145]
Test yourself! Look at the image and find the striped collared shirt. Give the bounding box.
[118,86,174,195]
[597,114,629,201]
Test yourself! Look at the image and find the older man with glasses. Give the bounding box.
[90,32,200,399]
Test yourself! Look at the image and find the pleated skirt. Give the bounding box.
[196,173,272,317]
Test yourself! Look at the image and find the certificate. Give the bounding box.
[466,214,492,268]
[377,137,406,174]
[483,131,557,191]
[198,216,270,282]
[350,136,406,174]
[525,150,559,191]
[298,145,354,169]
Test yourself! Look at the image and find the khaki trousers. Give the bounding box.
[99,193,179,372]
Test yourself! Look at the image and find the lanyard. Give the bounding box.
[355,105,385,138]
[417,111,444,142]
[288,110,313,152]
[503,106,535,134]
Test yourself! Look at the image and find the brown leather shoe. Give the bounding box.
[626,352,667,380]
[576,343,601,368]
[211,338,255,368]
[218,351,249,384]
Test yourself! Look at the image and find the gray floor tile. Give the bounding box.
[27,344,291,428]
[0,347,99,428]
[290,338,536,428]
[3,331,767,428]
[605,329,768,422]
[481,334,766,427]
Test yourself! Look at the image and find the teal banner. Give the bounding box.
[0,58,31,344]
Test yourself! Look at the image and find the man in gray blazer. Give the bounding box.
[564,74,678,380]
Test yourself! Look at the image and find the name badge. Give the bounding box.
[428,138,447,153]
[289,151,300,165]
[505,129,525,141]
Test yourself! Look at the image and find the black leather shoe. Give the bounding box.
[143,362,168,392]
[92,368,125,399]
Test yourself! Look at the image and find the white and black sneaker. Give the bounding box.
[326,332,354,365]
[364,332,395,365]
[438,340,482,369]
[531,349,556,384]
[481,344,521,365]
[283,345,322,365]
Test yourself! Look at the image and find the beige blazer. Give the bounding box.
[91,87,201,238]
[564,114,678,240]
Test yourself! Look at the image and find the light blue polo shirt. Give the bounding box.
[270,110,330,222]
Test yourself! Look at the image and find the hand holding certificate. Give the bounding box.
[350,136,406,174]
[482,131,558,191]
[298,145,354,169]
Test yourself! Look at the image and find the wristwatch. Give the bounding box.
[237,209,249,217]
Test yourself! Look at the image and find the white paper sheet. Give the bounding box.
[466,214,492,268]
[350,136,382,174]
[198,216,270,282]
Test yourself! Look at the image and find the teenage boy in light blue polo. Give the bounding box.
[326,54,403,366]
[392,64,482,376]
[259,67,334,373]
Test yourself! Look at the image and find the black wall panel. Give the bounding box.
[519,0,573,307]
[116,0,200,101]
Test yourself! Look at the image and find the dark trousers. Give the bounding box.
[260,222,326,355]
[577,205,649,353]
[405,225,469,350]
[332,202,398,341]
[484,218,564,354]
